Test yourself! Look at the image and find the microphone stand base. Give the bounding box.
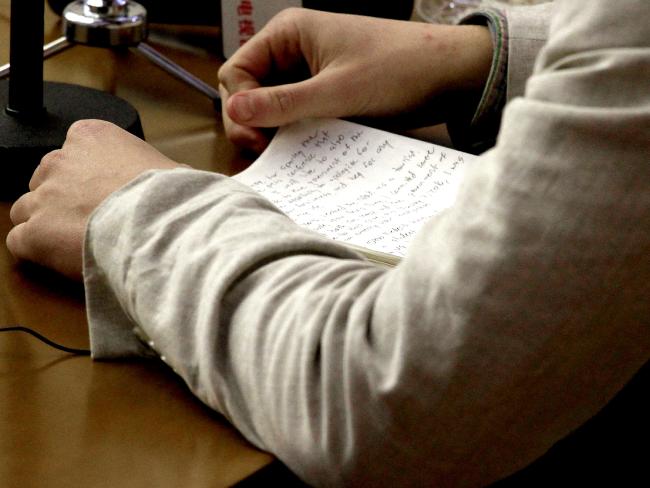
[0,80,143,201]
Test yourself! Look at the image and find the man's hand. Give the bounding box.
[6,119,183,281]
[218,8,493,152]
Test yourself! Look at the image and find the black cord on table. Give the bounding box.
[0,326,91,356]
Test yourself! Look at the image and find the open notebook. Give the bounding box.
[233,118,475,266]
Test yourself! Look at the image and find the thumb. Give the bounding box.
[226,74,356,127]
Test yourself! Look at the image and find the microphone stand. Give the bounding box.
[0,0,221,109]
[0,0,143,200]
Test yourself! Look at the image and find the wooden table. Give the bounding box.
[0,2,276,487]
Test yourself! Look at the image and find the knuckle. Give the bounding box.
[33,149,64,183]
[218,65,243,93]
[225,124,265,153]
[5,226,19,256]
[9,194,28,224]
[40,149,65,169]
[218,60,256,94]
[226,124,250,145]
[5,221,32,260]
[270,7,309,38]
[272,88,295,116]
[273,7,304,24]
[217,64,228,85]
[67,119,111,139]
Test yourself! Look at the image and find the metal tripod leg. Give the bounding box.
[132,42,220,109]
[0,36,72,79]
[0,36,220,109]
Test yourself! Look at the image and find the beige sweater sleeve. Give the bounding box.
[503,2,554,102]
[84,1,650,485]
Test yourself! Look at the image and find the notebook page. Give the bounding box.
[234,118,474,257]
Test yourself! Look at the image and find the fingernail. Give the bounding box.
[232,94,254,122]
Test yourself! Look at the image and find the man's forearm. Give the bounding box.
[84,1,650,486]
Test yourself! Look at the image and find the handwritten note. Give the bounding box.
[234,118,474,258]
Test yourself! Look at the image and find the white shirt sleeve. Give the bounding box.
[84,0,650,485]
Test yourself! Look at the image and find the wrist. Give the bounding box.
[444,25,494,93]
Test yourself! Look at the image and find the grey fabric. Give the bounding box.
[84,0,650,486]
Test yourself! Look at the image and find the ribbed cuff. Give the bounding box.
[447,7,509,154]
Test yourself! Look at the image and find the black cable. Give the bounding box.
[0,326,91,356]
